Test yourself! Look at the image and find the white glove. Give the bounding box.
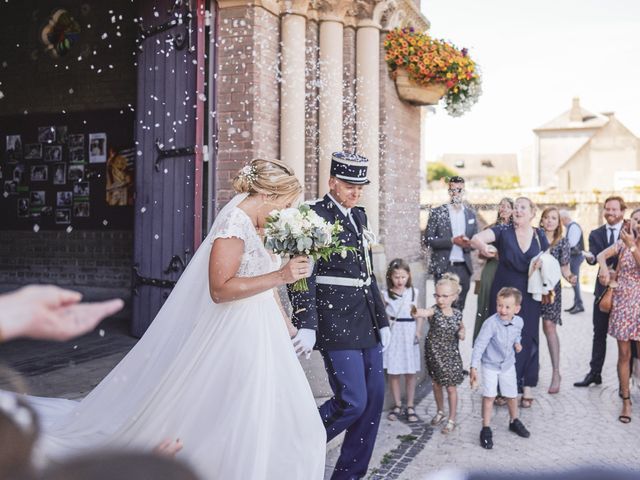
[380,326,391,352]
[292,328,316,359]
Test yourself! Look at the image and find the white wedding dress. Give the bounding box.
[28,193,326,479]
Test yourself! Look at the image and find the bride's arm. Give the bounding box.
[208,237,309,303]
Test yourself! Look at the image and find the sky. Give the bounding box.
[420,0,640,161]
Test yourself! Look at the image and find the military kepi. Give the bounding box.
[330,151,370,185]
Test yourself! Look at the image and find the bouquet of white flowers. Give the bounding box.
[264,203,354,292]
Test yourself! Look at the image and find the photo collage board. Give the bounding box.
[0,110,134,230]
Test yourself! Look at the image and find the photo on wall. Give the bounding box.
[6,135,23,162]
[12,163,27,185]
[73,201,89,217]
[56,126,68,144]
[52,163,66,185]
[3,181,17,195]
[68,134,85,148]
[30,190,45,207]
[30,165,49,182]
[69,146,85,163]
[106,147,135,206]
[44,145,63,163]
[73,181,89,198]
[37,126,56,144]
[17,197,30,218]
[56,191,73,208]
[55,209,71,225]
[68,164,84,181]
[88,133,107,163]
[24,143,43,160]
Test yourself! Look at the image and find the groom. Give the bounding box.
[289,152,390,480]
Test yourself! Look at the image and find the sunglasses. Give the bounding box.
[448,188,464,193]
[433,293,455,299]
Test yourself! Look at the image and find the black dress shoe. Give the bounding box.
[569,306,585,314]
[509,418,530,438]
[573,372,602,387]
[480,426,493,449]
[564,305,576,312]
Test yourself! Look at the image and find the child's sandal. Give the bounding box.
[405,406,420,423]
[387,405,402,421]
[441,419,456,434]
[430,410,445,426]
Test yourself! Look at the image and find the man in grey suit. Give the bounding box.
[423,176,478,311]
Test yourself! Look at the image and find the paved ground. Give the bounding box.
[365,286,640,480]
[2,287,639,479]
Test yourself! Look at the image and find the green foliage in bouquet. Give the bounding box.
[264,204,356,291]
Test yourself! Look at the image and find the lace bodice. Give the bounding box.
[210,207,280,277]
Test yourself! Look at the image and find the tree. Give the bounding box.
[427,162,458,183]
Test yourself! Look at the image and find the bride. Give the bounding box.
[29,159,326,479]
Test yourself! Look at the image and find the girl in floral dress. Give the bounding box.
[597,208,640,424]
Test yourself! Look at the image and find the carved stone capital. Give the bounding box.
[312,0,352,22]
[381,0,428,31]
[279,0,312,16]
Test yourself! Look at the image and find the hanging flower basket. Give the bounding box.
[394,69,447,106]
[384,28,482,116]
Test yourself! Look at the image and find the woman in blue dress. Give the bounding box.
[471,197,548,408]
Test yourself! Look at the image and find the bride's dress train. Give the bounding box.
[27,193,326,479]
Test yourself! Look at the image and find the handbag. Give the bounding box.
[597,286,613,313]
[533,230,556,305]
[596,248,622,314]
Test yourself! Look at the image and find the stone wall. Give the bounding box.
[0,230,132,318]
[214,6,281,209]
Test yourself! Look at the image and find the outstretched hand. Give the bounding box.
[0,285,124,342]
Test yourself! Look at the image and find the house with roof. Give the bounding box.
[533,98,640,191]
[439,153,519,188]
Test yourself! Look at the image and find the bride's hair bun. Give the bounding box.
[232,159,302,199]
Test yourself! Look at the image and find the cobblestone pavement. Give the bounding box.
[367,287,640,480]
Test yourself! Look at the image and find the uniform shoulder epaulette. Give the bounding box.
[353,205,366,213]
[305,198,322,206]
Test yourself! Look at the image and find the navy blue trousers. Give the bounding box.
[320,344,384,480]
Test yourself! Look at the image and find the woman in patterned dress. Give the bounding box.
[597,207,640,424]
[539,207,577,394]
[419,273,465,434]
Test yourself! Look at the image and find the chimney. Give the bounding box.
[569,97,582,122]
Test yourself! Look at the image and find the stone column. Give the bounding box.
[280,11,307,188]
[318,17,344,195]
[355,22,380,235]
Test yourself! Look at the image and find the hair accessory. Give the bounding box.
[240,164,258,184]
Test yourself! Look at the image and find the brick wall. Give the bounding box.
[378,36,423,263]
[0,0,137,115]
[304,21,320,200]
[214,6,280,209]
[0,230,132,318]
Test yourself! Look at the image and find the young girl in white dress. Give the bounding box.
[24,159,326,480]
[383,259,424,423]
